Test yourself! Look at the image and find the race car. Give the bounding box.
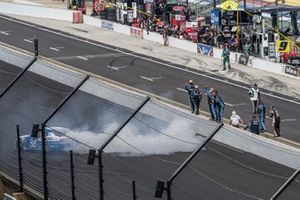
[18,127,72,151]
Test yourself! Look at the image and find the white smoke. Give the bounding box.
[51,118,206,156]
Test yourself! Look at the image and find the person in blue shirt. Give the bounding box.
[213,90,225,123]
[192,85,202,115]
[204,86,216,121]
[244,115,260,135]
[257,100,267,132]
[185,80,195,113]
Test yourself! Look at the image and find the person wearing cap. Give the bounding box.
[248,83,260,114]
[230,111,243,128]
[269,106,281,137]
[244,115,260,135]
[185,80,195,113]
[192,85,202,115]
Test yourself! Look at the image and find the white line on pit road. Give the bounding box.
[225,102,247,107]
[77,56,88,61]
[176,88,187,93]
[107,65,128,70]
[140,76,162,82]
[23,39,33,43]
[0,31,10,35]
[281,119,297,122]
[49,47,64,52]
[2,16,299,105]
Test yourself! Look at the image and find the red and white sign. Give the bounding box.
[130,27,143,39]
[146,3,152,13]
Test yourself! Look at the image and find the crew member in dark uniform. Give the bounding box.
[185,80,195,113]
[192,85,202,115]
[244,115,260,135]
[270,106,281,137]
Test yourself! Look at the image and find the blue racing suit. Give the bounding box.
[204,89,216,120]
[214,95,225,122]
[257,103,266,132]
[185,84,195,113]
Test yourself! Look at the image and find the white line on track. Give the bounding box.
[225,102,247,107]
[23,39,33,43]
[49,47,63,52]
[140,76,154,82]
[2,16,299,105]
[0,31,10,35]
[107,65,127,70]
[140,76,162,82]
[77,56,88,61]
[281,119,297,122]
[176,88,187,93]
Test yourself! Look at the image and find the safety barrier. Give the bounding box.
[0,2,73,21]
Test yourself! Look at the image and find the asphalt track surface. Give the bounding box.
[0,18,299,200]
[0,16,300,144]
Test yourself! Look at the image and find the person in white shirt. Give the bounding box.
[230,111,244,128]
[248,83,260,114]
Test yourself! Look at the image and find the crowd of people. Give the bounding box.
[185,81,281,137]
[185,80,225,123]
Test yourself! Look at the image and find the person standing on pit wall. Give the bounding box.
[270,106,281,137]
[230,111,244,128]
[248,83,260,114]
[185,80,195,113]
[163,26,169,46]
[244,115,260,135]
[257,100,267,132]
[192,85,202,115]
[221,44,231,70]
[204,87,217,121]
[213,90,225,123]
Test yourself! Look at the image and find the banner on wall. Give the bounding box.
[197,44,213,56]
[130,27,143,38]
[211,9,221,26]
[276,40,291,53]
[101,20,114,30]
[284,65,298,76]
[238,54,249,65]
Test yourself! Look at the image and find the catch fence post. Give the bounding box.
[16,125,24,192]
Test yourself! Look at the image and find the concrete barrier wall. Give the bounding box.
[215,126,300,169]
[168,37,198,53]
[251,57,285,74]
[143,32,164,45]
[213,47,285,75]
[29,59,83,87]
[0,46,32,68]
[0,2,73,21]
[114,23,131,36]
[83,15,100,27]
